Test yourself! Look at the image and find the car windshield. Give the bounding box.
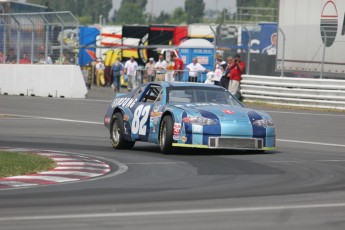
[168,87,244,107]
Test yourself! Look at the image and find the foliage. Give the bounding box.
[115,0,148,24]
[27,0,112,24]
[0,152,56,178]
[237,0,278,9]
[184,0,205,24]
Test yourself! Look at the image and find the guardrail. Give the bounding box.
[240,75,345,110]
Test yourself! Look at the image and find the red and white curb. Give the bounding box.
[0,148,111,189]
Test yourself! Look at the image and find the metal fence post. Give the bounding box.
[320,27,327,79]
[278,27,286,77]
[243,26,251,75]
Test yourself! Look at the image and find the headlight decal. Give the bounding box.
[195,109,221,146]
[247,110,267,146]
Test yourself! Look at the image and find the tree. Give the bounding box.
[168,7,186,24]
[184,0,205,24]
[115,0,148,24]
[27,0,112,24]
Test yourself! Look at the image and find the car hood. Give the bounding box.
[171,103,262,122]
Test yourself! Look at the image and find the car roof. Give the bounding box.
[158,82,223,89]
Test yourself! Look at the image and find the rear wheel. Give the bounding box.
[159,115,174,154]
[110,112,135,149]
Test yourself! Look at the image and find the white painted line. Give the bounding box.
[1,202,345,221]
[38,171,102,177]
[6,176,79,183]
[124,162,187,165]
[0,114,102,125]
[50,158,80,161]
[54,166,109,170]
[265,110,345,117]
[57,162,106,167]
[277,139,345,148]
[0,181,37,187]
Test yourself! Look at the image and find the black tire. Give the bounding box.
[110,112,135,149]
[159,115,174,154]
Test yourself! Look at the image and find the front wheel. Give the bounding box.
[110,112,135,149]
[159,115,174,154]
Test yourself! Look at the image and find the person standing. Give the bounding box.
[154,54,167,81]
[0,51,5,64]
[214,55,226,85]
[228,54,245,98]
[186,57,209,83]
[95,58,106,87]
[111,58,123,93]
[20,52,31,64]
[172,53,184,82]
[219,56,234,90]
[145,57,155,82]
[124,56,139,91]
[6,48,17,64]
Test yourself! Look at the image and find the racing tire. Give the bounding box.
[159,115,174,154]
[110,112,135,149]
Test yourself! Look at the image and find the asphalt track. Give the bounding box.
[1,87,345,230]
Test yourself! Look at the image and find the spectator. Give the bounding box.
[45,53,53,64]
[172,53,184,82]
[154,54,167,81]
[145,57,155,82]
[37,52,46,64]
[214,55,226,85]
[95,58,106,87]
[186,57,209,82]
[20,52,31,64]
[228,54,245,99]
[124,56,139,91]
[6,48,17,64]
[0,51,4,64]
[111,58,123,93]
[219,56,234,90]
[56,53,67,64]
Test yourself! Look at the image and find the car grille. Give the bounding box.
[208,137,263,150]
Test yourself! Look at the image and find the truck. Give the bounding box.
[277,0,345,76]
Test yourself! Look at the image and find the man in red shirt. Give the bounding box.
[172,53,184,82]
[228,54,245,98]
[20,52,31,64]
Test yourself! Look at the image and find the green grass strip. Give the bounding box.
[0,151,56,178]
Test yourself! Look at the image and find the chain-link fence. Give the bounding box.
[0,11,78,64]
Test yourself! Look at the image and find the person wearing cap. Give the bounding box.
[172,53,184,82]
[6,48,17,64]
[145,57,155,82]
[95,58,106,87]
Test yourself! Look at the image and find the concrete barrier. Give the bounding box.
[241,75,345,110]
[0,64,88,98]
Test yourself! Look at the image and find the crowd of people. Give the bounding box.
[0,48,71,65]
[1,48,245,99]
[92,52,245,99]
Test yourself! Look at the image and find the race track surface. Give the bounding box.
[1,87,345,230]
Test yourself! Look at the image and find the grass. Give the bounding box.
[0,151,56,178]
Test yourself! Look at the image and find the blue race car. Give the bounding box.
[104,82,276,154]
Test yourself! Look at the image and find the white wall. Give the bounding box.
[0,64,88,98]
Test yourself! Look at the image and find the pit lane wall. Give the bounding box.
[241,75,345,110]
[0,65,88,98]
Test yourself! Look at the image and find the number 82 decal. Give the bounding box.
[131,105,151,135]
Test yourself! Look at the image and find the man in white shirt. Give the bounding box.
[95,58,105,87]
[124,56,139,90]
[154,54,167,81]
[186,57,209,82]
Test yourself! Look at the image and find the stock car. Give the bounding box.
[104,82,276,154]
